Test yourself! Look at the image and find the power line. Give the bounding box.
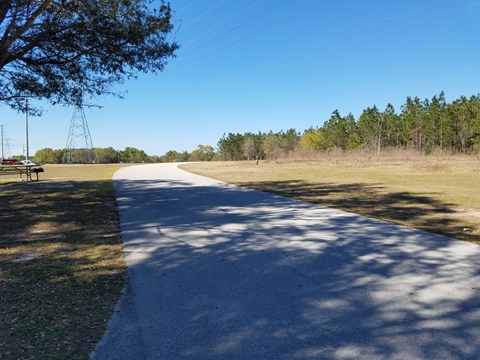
[171,0,327,70]
[29,103,65,142]
[167,0,478,95]
[177,1,228,33]
[181,0,265,49]
[286,0,480,69]
[301,0,449,54]
[176,0,198,16]
[178,0,292,57]
[238,0,451,78]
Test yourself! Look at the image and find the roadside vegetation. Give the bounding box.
[28,92,480,164]
[181,150,480,245]
[0,165,128,359]
[1,151,478,359]
[215,92,480,162]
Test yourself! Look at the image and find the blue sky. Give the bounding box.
[1,0,479,157]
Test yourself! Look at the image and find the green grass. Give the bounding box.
[181,155,480,244]
[0,164,128,359]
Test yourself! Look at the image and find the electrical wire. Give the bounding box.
[181,0,265,48]
[241,0,452,77]
[227,0,477,81]
[168,0,479,93]
[282,0,480,70]
[302,0,449,54]
[178,0,292,57]
[176,0,198,16]
[172,0,327,70]
[177,1,228,33]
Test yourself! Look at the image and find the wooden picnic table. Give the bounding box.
[0,164,44,181]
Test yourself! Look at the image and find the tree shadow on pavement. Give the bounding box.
[94,176,480,359]
[236,180,477,243]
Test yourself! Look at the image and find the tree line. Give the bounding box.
[31,92,479,163]
[33,147,150,164]
[216,92,480,160]
[31,145,216,164]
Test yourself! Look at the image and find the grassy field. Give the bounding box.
[1,155,478,358]
[0,164,128,359]
[181,154,480,245]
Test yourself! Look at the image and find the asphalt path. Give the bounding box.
[92,163,480,360]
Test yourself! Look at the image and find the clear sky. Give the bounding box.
[1,0,479,157]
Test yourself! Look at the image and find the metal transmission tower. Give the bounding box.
[63,101,101,164]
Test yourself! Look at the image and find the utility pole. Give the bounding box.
[25,98,29,161]
[1,125,4,160]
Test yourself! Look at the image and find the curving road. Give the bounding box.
[92,163,480,359]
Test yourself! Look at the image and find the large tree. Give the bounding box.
[300,127,327,151]
[323,110,357,150]
[0,0,178,111]
[217,133,245,161]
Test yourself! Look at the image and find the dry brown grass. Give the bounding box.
[0,164,129,359]
[1,156,477,358]
[181,152,480,245]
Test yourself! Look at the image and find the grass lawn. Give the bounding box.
[0,164,128,359]
[1,155,478,359]
[181,154,480,245]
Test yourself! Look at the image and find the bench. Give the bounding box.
[0,165,45,181]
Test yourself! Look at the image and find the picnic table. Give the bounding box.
[0,164,44,181]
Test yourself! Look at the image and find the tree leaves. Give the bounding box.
[0,0,178,110]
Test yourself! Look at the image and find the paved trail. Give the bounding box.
[92,163,480,360]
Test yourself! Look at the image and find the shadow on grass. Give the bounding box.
[236,180,476,243]
[94,172,480,359]
[0,180,126,360]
